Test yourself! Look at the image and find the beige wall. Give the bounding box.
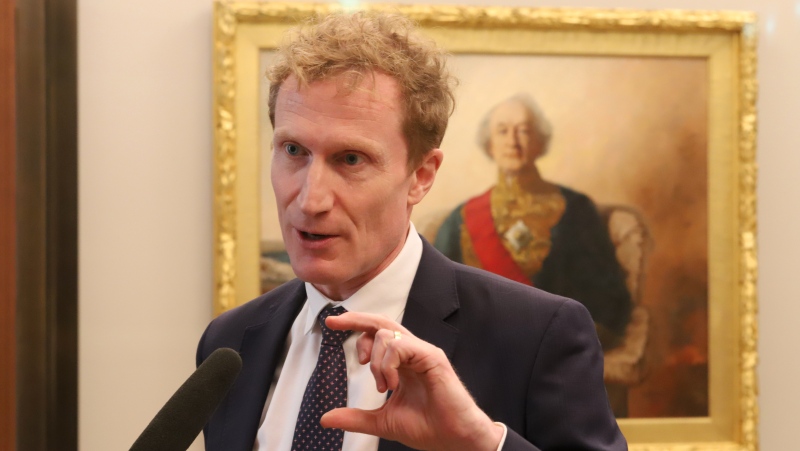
[79,0,798,449]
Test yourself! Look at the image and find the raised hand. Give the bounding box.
[321,312,504,451]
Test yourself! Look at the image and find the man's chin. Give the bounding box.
[289,261,347,287]
[498,162,524,172]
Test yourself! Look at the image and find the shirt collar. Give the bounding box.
[303,222,423,334]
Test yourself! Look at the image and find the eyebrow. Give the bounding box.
[493,120,531,128]
[271,127,296,143]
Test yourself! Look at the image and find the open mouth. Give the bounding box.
[300,231,332,241]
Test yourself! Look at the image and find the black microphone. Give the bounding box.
[130,347,242,451]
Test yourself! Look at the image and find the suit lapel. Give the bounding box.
[213,281,307,451]
[378,238,460,451]
[402,238,460,358]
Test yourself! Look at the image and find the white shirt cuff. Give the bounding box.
[494,422,508,451]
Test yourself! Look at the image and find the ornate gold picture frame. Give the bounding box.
[212,2,757,448]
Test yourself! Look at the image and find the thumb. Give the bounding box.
[320,407,380,436]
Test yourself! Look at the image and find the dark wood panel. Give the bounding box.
[16,0,78,448]
[0,0,17,448]
[16,1,50,447]
[44,0,79,445]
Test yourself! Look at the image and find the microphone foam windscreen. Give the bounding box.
[130,347,242,451]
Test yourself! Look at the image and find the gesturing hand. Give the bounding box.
[321,312,504,451]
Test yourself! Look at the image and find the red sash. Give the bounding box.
[463,190,532,286]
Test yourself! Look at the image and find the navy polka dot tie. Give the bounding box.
[291,305,352,451]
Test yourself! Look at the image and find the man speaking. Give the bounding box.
[197,11,626,451]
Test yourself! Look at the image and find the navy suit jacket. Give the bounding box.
[197,239,627,451]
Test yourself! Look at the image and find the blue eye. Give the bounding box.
[284,143,300,155]
[343,153,361,165]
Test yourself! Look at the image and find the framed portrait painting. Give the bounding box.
[212,2,758,449]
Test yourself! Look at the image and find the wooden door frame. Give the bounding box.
[15,0,79,449]
[1,0,18,448]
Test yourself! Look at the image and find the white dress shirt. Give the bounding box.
[253,223,507,451]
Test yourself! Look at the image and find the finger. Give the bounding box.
[370,329,395,392]
[379,330,453,377]
[381,335,403,391]
[355,331,375,364]
[320,407,380,436]
[326,311,410,336]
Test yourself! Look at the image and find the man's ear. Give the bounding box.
[408,148,443,206]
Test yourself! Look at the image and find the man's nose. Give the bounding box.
[297,161,334,215]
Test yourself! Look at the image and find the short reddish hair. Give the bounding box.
[267,11,457,169]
